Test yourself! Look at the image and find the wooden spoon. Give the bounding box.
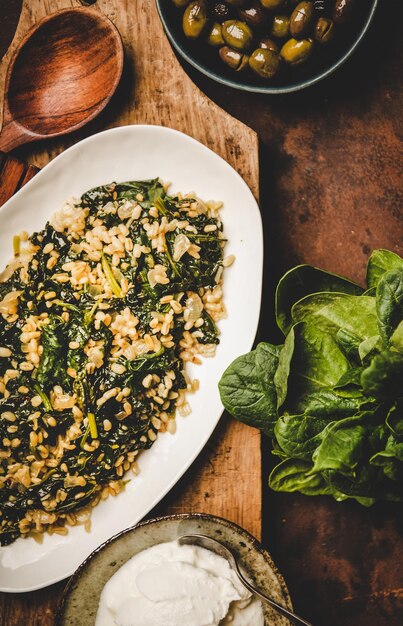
[0,7,124,152]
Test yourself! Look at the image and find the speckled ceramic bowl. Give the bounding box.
[57,513,292,626]
[156,0,378,94]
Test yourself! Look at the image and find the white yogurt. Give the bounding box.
[95,540,264,626]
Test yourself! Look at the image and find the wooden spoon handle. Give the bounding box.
[0,118,32,152]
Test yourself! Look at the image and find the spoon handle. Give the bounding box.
[0,118,31,152]
[234,562,314,626]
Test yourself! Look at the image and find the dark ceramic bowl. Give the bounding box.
[156,0,378,94]
[57,513,292,626]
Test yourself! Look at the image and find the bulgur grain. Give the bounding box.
[0,178,229,545]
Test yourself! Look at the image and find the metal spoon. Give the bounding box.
[178,534,314,626]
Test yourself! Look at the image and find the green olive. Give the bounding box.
[280,37,313,65]
[259,0,286,8]
[314,16,334,43]
[222,20,254,51]
[271,15,290,38]
[258,37,279,52]
[207,22,224,46]
[290,2,314,38]
[249,47,280,78]
[238,53,250,70]
[333,0,355,24]
[182,0,209,40]
[238,2,269,29]
[219,46,249,70]
[172,0,191,7]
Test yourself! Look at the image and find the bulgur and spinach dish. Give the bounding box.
[0,179,233,546]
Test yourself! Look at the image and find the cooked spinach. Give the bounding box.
[219,249,403,505]
[35,315,70,390]
[0,178,224,545]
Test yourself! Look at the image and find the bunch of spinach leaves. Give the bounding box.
[219,250,403,505]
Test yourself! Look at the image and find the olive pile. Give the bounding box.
[171,0,356,80]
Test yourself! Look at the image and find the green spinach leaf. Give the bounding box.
[311,416,368,475]
[274,414,329,460]
[390,321,403,353]
[218,343,281,435]
[385,402,403,437]
[295,387,368,416]
[358,335,382,363]
[370,434,403,483]
[334,328,362,362]
[274,327,294,409]
[269,458,331,496]
[292,293,378,342]
[366,249,403,289]
[276,265,363,336]
[376,269,403,344]
[361,350,403,401]
[288,322,350,399]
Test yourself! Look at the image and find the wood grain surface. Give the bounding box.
[0,0,22,62]
[0,7,124,151]
[0,2,261,625]
[0,152,38,204]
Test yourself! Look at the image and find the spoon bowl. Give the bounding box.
[0,7,123,152]
[179,534,314,626]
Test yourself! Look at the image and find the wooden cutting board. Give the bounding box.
[0,1,261,623]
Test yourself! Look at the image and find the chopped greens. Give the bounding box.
[101,252,123,298]
[0,179,227,545]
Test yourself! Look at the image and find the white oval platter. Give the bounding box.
[0,125,263,591]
